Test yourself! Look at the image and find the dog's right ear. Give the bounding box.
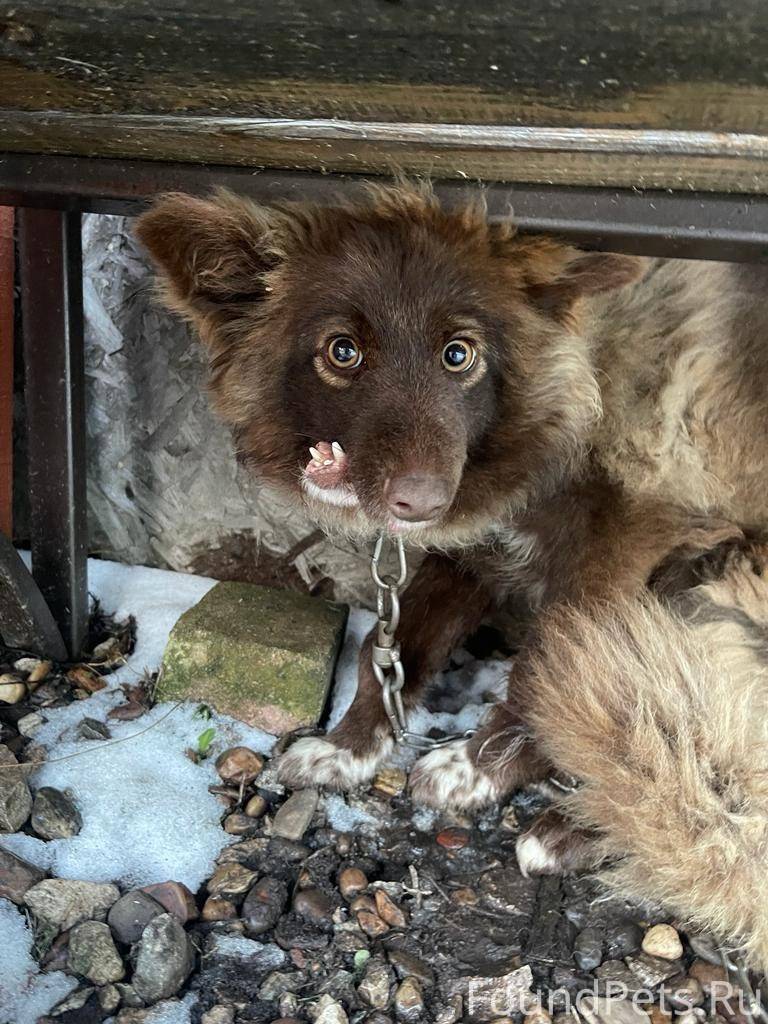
[134,190,279,327]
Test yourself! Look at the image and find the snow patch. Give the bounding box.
[0,898,78,1024]
[325,793,379,833]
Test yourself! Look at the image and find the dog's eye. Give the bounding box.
[327,335,363,370]
[442,339,476,373]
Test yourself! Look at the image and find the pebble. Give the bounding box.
[17,711,45,737]
[141,880,198,923]
[625,952,683,987]
[242,876,288,936]
[76,717,111,741]
[359,960,394,1008]
[524,1010,552,1024]
[294,887,334,926]
[92,636,125,666]
[15,656,48,678]
[207,862,258,899]
[394,977,425,1022]
[0,744,32,832]
[675,1012,706,1024]
[641,923,684,961]
[646,1007,672,1024]
[372,768,407,797]
[314,995,349,1024]
[604,920,643,959]
[245,793,268,818]
[357,909,389,937]
[574,926,604,971]
[25,878,120,932]
[0,847,45,904]
[31,786,82,839]
[67,919,126,984]
[0,674,26,704]
[272,788,319,841]
[115,982,144,1008]
[339,866,368,899]
[107,889,165,944]
[661,975,704,1010]
[99,984,121,1013]
[435,827,470,850]
[687,932,722,966]
[375,889,407,928]
[50,986,95,1015]
[131,912,195,1003]
[387,950,435,988]
[215,746,265,785]
[201,1008,236,1024]
[202,895,238,921]
[223,812,260,835]
[688,958,728,994]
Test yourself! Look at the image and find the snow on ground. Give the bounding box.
[0,898,77,1024]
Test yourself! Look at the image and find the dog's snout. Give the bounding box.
[383,473,453,522]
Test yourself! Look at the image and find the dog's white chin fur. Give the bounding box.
[409,739,500,809]
[278,734,394,790]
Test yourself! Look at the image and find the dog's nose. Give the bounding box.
[383,473,453,522]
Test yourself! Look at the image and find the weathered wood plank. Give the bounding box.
[0,1,766,192]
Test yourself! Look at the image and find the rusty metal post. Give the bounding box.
[18,208,88,657]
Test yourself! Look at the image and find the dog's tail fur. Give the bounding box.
[524,563,768,970]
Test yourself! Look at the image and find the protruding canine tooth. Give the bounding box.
[331,441,345,458]
[309,446,324,464]
[323,459,333,466]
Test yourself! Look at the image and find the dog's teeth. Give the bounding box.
[331,441,345,458]
[309,446,324,463]
[323,459,334,466]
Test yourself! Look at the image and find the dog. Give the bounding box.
[135,183,768,811]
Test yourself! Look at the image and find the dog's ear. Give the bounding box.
[134,190,279,326]
[498,234,645,323]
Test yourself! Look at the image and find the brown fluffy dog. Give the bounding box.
[135,184,768,808]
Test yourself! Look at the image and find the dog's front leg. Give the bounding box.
[278,553,493,790]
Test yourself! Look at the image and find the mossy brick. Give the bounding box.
[157,582,348,734]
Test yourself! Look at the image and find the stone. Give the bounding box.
[386,950,435,988]
[574,927,604,971]
[604,920,643,959]
[273,789,319,841]
[140,880,198,923]
[107,890,165,944]
[687,933,722,966]
[394,978,425,1022]
[688,958,729,995]
[68,920,126,984]
[294,888,334,926]
[157,581,348,733]
[245,794,268,818]
[358,910,389,938]
[339,867,368,900]
[579,996,650,1024]
[374,890,407,928]
[372,768,406,797]
[641,924,684,961]
[314,995,349,1024]
[0,847,45,904]
[0,675,26,704]
[646,1008,672,1024]
[454,966,533,1021]
[207,862,257,899]
[201,1009,236,1024]
[435,827,470,850]
[661,975,705,1010]
[76,717,111,741]
[50,986,95,1015]
[594,961,640,991]
[99,984,121,1012]
[0,744,32,832]
[31,786,83,839]
[215,746,265,785]
[132,913,194,1003]
[223,812,260,835]
[115,982,144,1008]
[202,895,238,921]
[242,876,288,936]
[359,961,394,1009]
[525,1010,552,1024]
[625,952,683,988]
[25,878,120,932]
[17,711,45,737]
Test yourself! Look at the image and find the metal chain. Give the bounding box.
[370,532,476,750]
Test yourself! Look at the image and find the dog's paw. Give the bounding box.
[409,739,500,810]
[278,735,392,791]
[516,808,601,877]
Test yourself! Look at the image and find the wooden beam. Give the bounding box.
[0,206,12,539]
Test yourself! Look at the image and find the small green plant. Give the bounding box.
[197,726,216,758]
[353,948,371,974]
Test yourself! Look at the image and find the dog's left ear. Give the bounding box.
[500,235,646,323]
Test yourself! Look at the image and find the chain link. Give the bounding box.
[370,532,476,750]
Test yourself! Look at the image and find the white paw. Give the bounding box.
[278,735,392,791]
[515,833,559,878]
[409,739,500,810]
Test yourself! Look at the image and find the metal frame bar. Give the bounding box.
[18,208,88,658]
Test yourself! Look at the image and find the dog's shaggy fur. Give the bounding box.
[521,541,768,970]
[136,184,768,960]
